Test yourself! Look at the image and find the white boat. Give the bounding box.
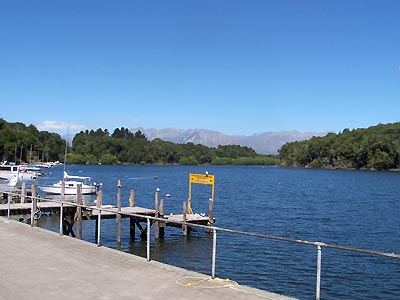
[38,130,98,195]
[38,171,98,195]
[0,175,18,192]
[0,162,38,182]
[19,164,41,172]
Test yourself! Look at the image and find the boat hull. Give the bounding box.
[0,176,18,192]
[38,183,97,195]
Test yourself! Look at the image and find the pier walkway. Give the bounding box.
[0,217,296,300]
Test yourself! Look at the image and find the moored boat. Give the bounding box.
[0,161,38,182]
[0,175,18,192]
[38,171,98,195]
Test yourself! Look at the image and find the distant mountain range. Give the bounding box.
[130,127,328,154]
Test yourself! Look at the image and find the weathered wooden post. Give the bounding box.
[154,188,160,239]
[31,184,37,199]
[95,190,102,246]
[207,197,214,233]
[96,190,102,209]
[129,188,135,207]
[7,193,11,220]
[117,179,122,244]
[59,181,65,235]
[31,184,38,227]
[128,188,136,239]
[61,181,65,202]
[76,184,83,240]
[182,201,188,236]
[159,198,165,238]
[129,217,136,239]
[21,182,26,203]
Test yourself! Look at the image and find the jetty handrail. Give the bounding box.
[3,190,400,300]
[48,197,400,259]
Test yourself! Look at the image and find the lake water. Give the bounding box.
[36,165,400,300]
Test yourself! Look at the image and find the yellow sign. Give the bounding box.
[187,173,215,214]
[190,173,214,185]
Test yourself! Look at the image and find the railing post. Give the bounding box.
[59,202,64,236]
[316,243,323,300]
[212,228,217,278]
[154,188,159,239]
[96,190,102,246]
[117,180,121,245]
[147,218,151,261]
[97,208,102,246]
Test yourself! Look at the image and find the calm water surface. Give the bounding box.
[37,165,400,300]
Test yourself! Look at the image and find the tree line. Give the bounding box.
[279,122,400,170]
[0,119,277,165]
[69,127,277,165]
[0,118,65,163]
[4,118,399,170]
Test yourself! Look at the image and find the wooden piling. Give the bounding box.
[159,199,165,238]
[31,184,37,199]
[209,198,214,223]
[182,202,187,236]
[76,184,83,240]
[129,188,135,207]
[21,182,26,203]
[31,197,37,227]
[96,190,102,209]
[207,198,214,233]
[128,187,136,240]
[7,193,11,219]
[129,217,136,239]
[30,185,38,227]
[61,181,65,202]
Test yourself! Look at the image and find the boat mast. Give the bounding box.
[29,144,32,165]
[19,144,23,164]
[63,127,69,181]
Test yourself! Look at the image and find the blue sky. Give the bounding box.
[1,0,399,136]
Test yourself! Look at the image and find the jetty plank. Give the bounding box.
[88,206,156,219]
[0,217,296,300]
[167,213,212,226]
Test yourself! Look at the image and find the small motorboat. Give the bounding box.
[0,175,18,192]
[38,172,98,195]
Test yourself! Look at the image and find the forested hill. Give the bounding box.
[0,118,276,165]
[279,123,400,170]
[70,128,276,165]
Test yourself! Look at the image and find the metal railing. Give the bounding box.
[3,190,400,300]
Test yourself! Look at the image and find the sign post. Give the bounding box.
[187,173,215,215]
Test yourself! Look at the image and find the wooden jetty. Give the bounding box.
[0,176,215,241]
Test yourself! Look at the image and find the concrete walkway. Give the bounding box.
[0,217,296,300]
